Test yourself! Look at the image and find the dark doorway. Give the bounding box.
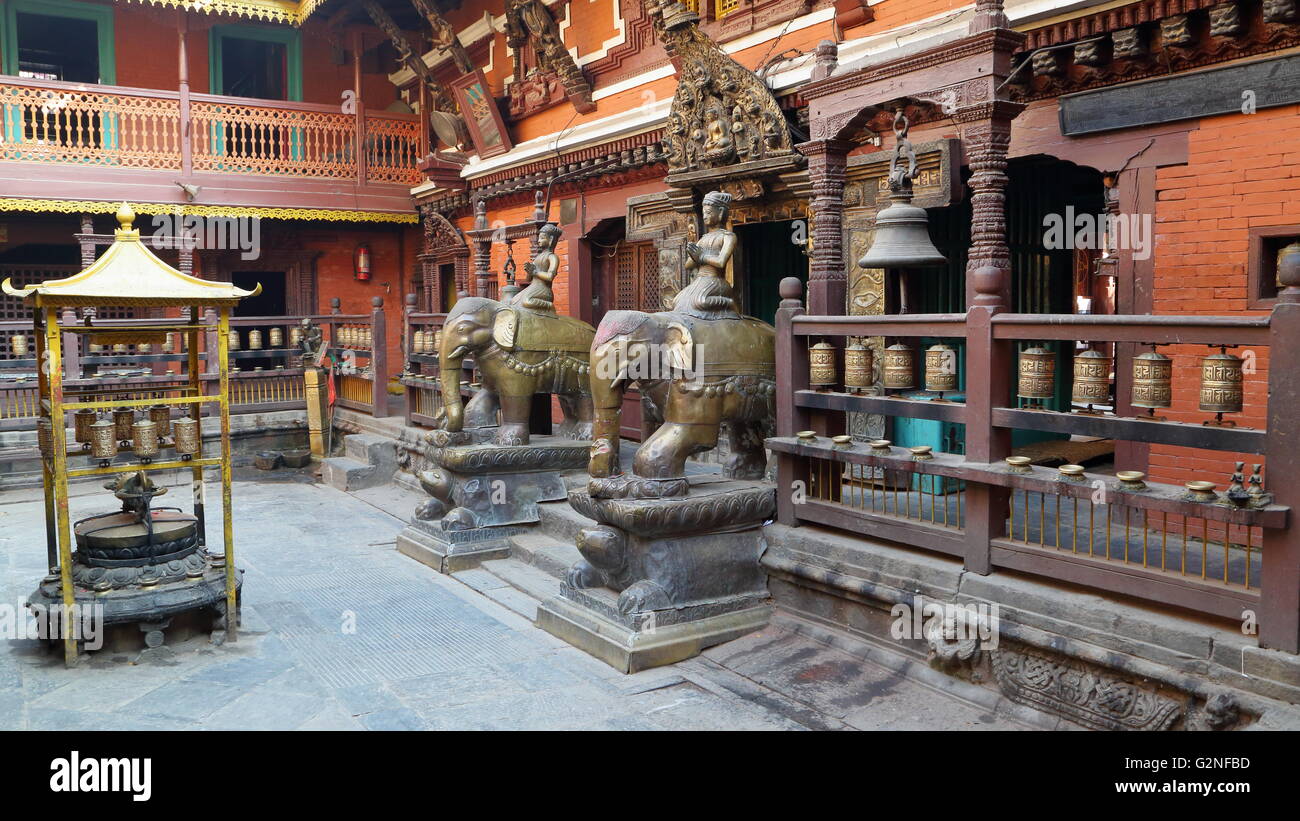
[15,12,99,83]
[231,271,285,316]
[439,263,458,312]
[736,219,809,325]
[220,37,288,100]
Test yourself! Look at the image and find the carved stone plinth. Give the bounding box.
[398,434,589,573]
[537,476,774,673]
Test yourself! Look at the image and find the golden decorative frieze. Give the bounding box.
[0,198,417,224]
[117,0,326,26]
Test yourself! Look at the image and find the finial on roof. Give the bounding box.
[116,202,135,232]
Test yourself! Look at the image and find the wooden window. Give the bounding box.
[614,241,661,312]
[1248,224,1300,310]
[716,0,741,19]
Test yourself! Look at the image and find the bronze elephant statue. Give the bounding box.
[586,308,775,498]
[437,296,595,445]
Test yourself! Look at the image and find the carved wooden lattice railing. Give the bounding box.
[190,95,356,179]
[364,111,423,185]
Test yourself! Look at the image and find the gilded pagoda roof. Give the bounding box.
[1,204,260,308]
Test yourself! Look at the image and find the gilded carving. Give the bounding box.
[504,0,596,114]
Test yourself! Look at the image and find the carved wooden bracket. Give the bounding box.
[504,0,596,115]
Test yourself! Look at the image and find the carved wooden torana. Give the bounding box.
[504,0,596,115]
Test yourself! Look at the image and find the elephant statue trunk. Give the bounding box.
[439,348,467,432]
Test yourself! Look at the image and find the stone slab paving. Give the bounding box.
[0,474,1046,731]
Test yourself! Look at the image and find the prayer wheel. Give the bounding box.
[74,409,96,448]
[172,418,201,457]
[113,408,135,442]
[1018,346,1055,400]
[149,404,171,438]
[844,341,873,393]
[90,419,116,460]
[1131,351,1173,410]
[924,343,958,393]
[882,344,915,390]
[112,342,128,354]
[269,327,284,348]
[131,419,159,460]
[1072,349,1112,405]
[36,418,53,457]
[1199,351,1244,414]
[362,327,373,349]
[248,329,263,350]
[162,332,174,353]
[228,329,241,351]
[290,327,303,348]
[138,342,152,353]
[10,333,28,356]
[808,341,837,389]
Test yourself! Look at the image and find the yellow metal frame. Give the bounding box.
[37,305,238,667]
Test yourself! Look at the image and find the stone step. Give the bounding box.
[343,432,398,470]
[476,557,565,621]
[534,497,595,546]
[508,532,582,579]
[321,456,387,492]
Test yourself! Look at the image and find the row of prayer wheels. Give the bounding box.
[1017,345,1245,417]
[334,325,373,350]
[809,340,960,394]
[38,405,201,463]
[410,328,444,355]
[227,327,297,351]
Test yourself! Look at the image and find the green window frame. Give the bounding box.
[1,0,117,84]
[208,23,302,102]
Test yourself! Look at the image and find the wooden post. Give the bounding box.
[203,308,218,374]
[796,139,853,316]
[304,367,327,457]
[775,278,810,527]
[370,296,387,415]
[961,308,1011,575]
[217,306,237,643]
[178,10,193,178]
[44,307,77,666]
[353,29,367,187]
[59,308,79,388]
[1261,301,1300,653]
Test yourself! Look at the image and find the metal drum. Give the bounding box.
[248,329,263,350]
[809,341,837,389]
[882,344,915,390]
[149,404,171,438]
[269,327,284,348]
[91,419,116,460]
[1018,346,1055,400]
[228,329,241,351]
[74,409,97,448]
[1072,349,1112,405]
[1131,351,1173,410]
[1199,352,1244,414]
[10,333,28,356]
[132,419,159,460]
[36,418,53,457]
[290,326,304,348]
[113,408,135,442]
[924,343,958,393]
[844,341,873,393]
[172,417,201,457]
[361,327,373,349]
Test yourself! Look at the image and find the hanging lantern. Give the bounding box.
[149,404,171,438]
[809,341,837,389]
[132,419,159,461]
[1072,349,1112,407]
[1200,351,1244,416]
[924,343,958,394]
[269,327,284,348]
[36,418,53,457]
[10,333,28,357]
[1018,346,1056,401]
[856,112,947,271]
[844,340,873,393]
[113,408,135,442]
[74,409,96,449]
[228,329,241,351]
[90,419,116,461]
[1131,351,1173,411]
[172,418,200,457]
[882,344,916,390]
[355,244,372,281]
[248,329,263,350]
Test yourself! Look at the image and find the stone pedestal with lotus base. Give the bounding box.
[396,430,589,574]
[537,476,774,673]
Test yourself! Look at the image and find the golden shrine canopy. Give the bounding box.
[1,203,260,308]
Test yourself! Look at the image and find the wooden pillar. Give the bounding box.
[178,10,193,178]
[353,29,367,187]
[370,296,387,415]
[472,199,493,298]
[1261,269,1300,652]
[955,101,1022,311]
[796,138,852,316]
[775,278,810,527]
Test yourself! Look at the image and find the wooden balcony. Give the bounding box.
[0,77,422,218]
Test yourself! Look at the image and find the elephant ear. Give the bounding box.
[665,322,694,373]
[492,307,518,350]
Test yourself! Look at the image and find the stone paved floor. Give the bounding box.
[0,474,1051,730]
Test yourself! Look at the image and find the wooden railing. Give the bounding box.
[321,297,389,416]
[0,78,421,185]
[772,281,1300,653]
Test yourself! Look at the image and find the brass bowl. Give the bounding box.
[869,439,891,452]
[1005,456,1032,474]
[1058,464,1086,481]
[832,435,852,446]
[796,430,817,440]
[1185,480,1218,502]
[910,445,933,461]
[1116,470,1147,491]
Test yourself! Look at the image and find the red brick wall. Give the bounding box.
[1146,105,1300,489]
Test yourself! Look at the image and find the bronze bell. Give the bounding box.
[809,341,837,389]
[844,340,873,393]
[882,344,916,390]
[1200,351,1243,415]
[924,343,958,393]
[1072,349,1112,407]
[857,196,947,270]
[1018,346,1055,401]
[1132,351,1172,410]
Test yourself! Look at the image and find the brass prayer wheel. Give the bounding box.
[90,419,116,460]
[149,404,171,438]
[113,408,135,441]
[1072,349,1112,405]
[808,341,837,389]
[228,329,240,350]
[882,344,916,390]
[172,417,200,457]
[362,327,373,349]
[131,419,159,460]
[248,329,263,350]
[74,408,96,447]
[1018,346,1055,400]
[290,326,303,348]
[924,343,958,393]
[844,341,873,393]
[1131,351,1172,409]
[433,329,442,352]
[269,327,284,348]
[9,333,28,356]
[112,342,128,354]
[88,340,103,353]
[137,342,152,353]
[36,417,53,457]
[162,332,174,353]
[1199,351,1244,414]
